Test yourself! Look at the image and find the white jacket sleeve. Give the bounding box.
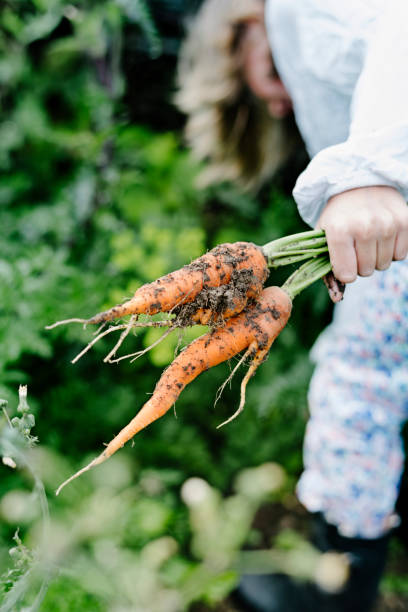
[293,1,408,227]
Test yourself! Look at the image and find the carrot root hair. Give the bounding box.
[103,315,137,363]
[107,324,177,364]
[214,342,256,407]
[55,451,108,496]
[45,318,88,330]
[217,346,269,429]
[67,319,174,365]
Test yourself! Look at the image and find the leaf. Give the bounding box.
[0,51,25,86]
[14,95,49,140]
[75,10,108,58]
[20,11,62,44]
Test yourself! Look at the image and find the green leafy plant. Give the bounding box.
[4,1,403,610]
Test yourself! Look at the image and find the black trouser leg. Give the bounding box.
[233,513,390,612]
[311,512,390,612]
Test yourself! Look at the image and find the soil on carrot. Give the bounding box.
[147,242,269,326]
[174,268,260,327]
[188,498,408,612]
[85,241,269,325]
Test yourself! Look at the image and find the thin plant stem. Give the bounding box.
[268,246,328,258]
[267,254,317,267]
[267,237,328,256]
[0,439,52,612]
[2,406,12,428]
[262,230,328,270]
[282,255,332,300]
[268,250,328,268]
[262,229,326,256]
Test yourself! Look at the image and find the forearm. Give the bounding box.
[293,2,408,281]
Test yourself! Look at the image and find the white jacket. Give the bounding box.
[265,0,408,227]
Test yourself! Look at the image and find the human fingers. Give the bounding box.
[358,208,395,272]
[354,208,397,274]
[394,229,408,261]
[355,236,377,276]
[375,212,396,271]
[323,223,358,283]
[391,207,408,261]
[376,236,396,271]
[381,193,408,262]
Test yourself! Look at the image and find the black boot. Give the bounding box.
[311,513,390,612]
[232,513,390,612]
[233,572,320,612]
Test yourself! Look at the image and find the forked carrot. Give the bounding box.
[46,230,334,333]
[85,242,268,325]
[56,285,292,495]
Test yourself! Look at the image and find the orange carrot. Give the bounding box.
[86,242,268,325]
[189,292,248,325]
[56,286,292,494]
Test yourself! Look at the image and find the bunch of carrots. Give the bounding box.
[47,230,341,494]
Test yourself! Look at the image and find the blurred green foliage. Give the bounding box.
[0,1,376,610]
[1,390,350,611]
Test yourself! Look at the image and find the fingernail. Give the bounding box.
[335,273,356,283]
[376,263,391,271]
[359,269,374,277]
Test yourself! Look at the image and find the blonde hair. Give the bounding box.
[176,0,297,190]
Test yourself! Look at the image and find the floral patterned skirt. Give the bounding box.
[297,260,408,538]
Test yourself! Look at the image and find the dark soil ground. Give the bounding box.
[190,498,408,612]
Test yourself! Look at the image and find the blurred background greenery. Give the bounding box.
[0,1,407,610]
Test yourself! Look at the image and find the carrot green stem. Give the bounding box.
[267,253,313,267]
[262,229,326,265]
[261,229,330,286]
[271,237,328,254]
[282,255,332,300]
[270,246,328,257]
[268,247,328,267]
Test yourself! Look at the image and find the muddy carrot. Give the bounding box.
[86,242,268,325]
[56,285,292,495]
